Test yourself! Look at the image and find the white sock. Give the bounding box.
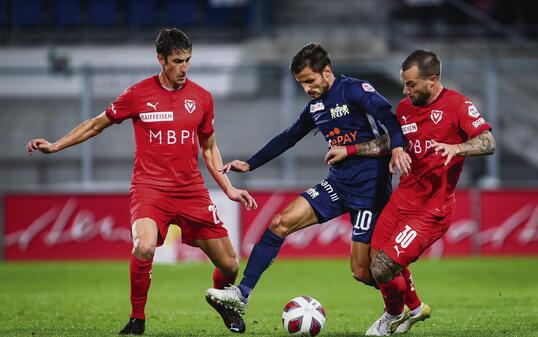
[385,311,404,320]
[410,304,423,316]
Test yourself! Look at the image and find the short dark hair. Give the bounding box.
[290,43,331,75]
[155,28,192,59]
[401,50,441,79]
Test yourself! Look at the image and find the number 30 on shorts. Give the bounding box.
[395,225,417,248]
[207,204,221,224]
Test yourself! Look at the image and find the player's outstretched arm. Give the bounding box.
[324,134,391,165]
[220,160,250,174]
[200,135,257,210]
[26,112,113,156]
[431,130,496,166]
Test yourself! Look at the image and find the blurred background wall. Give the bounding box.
[1,0,537,260]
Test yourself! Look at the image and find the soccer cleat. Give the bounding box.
[119,317,145,335]
[206,286,248,333]
[206,285,249,314]
[365,306,410,336]
[394,303,431,334]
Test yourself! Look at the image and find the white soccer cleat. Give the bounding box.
[394,303,431,334]
[206,285,249,315]
[365,307,410,336]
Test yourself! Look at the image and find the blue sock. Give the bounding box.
[238,229,284,298]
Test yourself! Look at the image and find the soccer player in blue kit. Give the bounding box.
[206,43,411,332]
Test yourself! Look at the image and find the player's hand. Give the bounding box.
[26,138,57,156]
[226,188,258,211]
[389,147,412,176]
[220,160,250,174]
[324,146,347,165]
[431,140,461,166]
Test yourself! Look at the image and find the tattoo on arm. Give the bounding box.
[371,250,403,284]
[458,130,496,157]
[355,134,391,157]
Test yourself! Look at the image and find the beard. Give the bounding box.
[410,90,432,106]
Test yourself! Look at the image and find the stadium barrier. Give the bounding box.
[3,190,537,260]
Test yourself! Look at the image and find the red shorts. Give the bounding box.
[371,196,454,267]
[129,186,229,247]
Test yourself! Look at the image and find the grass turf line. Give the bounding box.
[0,257,536,336]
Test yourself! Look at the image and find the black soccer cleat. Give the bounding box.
[119,317,145,335]
[205,293,246,333]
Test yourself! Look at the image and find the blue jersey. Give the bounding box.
[247,75,405,209]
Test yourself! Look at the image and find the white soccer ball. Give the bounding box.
[282,296,326,336]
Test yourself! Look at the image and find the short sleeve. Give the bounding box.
[105,88,135,124]
[198,94,215,139]
[457,99,492,138]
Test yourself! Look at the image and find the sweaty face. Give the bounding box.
[401,65,434,106]
[294,66,331,100]
[159,49,191,89]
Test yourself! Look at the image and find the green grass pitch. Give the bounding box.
[1,257,537,336]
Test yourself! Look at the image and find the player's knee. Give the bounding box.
[268,213,291,237]
[371,257,395,284]
[352,266,373,285]
[132,240,156,260]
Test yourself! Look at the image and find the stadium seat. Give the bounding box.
[12,0,43,28]
[88,0,117,26]
[0,0,5,26]
[205,0,250,27]
[128,0,157,27]
[163,0,197,26]
[52,0,81,27]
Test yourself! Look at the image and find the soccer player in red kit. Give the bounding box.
[26,28,257,335]
[365,50,496,336]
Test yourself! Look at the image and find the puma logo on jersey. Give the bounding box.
[184,100,196,113]
[146,102,159,111]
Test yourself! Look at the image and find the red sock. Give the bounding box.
[213,268,237,289]
[378,274,406,315]
[401,267,422,311]
[130,255,153,320]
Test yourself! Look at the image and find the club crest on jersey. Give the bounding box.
[310,102,325,113]
[465,101,480,118]
[362,82,375,92]
[184,100,196,114]
[430,110,443,124]
[330,104,350,119]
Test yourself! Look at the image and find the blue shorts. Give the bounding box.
[300,179,383,243]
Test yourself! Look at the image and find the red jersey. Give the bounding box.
[105,76,214,194]
[394,88,492,215]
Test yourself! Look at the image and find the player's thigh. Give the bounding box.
[382,211,452,267]
[195,236,238,274]
[130,186,174,248]
[272,196,320,236]
[370,198,400,252]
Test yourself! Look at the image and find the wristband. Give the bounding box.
[345,144,357,156]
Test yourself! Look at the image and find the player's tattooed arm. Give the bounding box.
[371,250,403,284]
[355,134,391,156]
[324,134,390,165]
[456,130,496,156]
[432,130,496,166]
